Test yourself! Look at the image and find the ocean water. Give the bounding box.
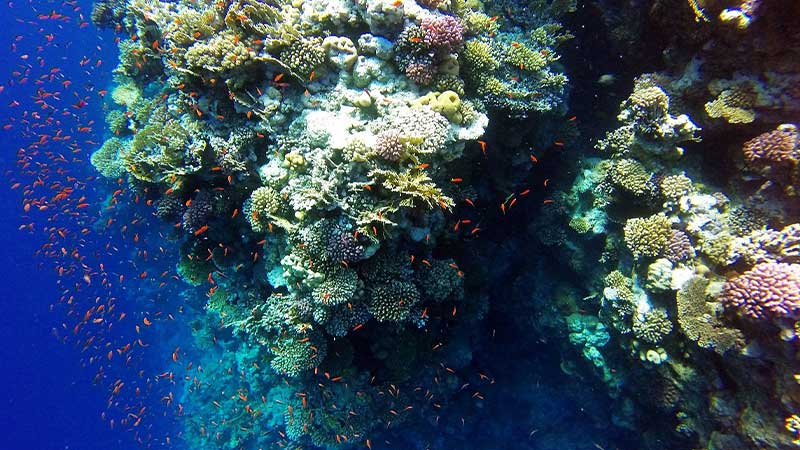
[1,0,798,449]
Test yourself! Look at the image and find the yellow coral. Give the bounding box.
[705,88,756,124]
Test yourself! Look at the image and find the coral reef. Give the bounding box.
[84,0,800,449]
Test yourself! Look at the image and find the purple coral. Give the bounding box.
[721,262,800,320]
[326,229,364,263]
[182,190,213,233]
[665,230,693,262]
[404,60,436,86]
[742,125,799,165]
[421,15,464,53]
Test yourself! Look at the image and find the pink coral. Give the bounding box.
[665,229,693,262]
[742,125,799,165]
[421,16,464,53]
[721,262,800,320]
[404,61,436,86]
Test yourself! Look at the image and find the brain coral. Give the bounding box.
[624,214,672,259]
[721,262,800,320]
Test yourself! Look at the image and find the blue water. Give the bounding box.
[0,2,140,447]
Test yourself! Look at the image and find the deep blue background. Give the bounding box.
[0,1,138,447]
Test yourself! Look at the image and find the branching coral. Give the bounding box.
[369,168,455,211]
[623,214,672,259]
[633,308,673,344]
[721,262,800,321]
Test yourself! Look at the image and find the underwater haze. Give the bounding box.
[1,0,799,449]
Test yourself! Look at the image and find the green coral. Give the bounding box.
[111,81,141,107]
[645,258,673,292]
[270,331,327,377]
[705,86,756,124]
[461,11,500,35]
[415,259,464,303]
[462,40,499,74]
[569,216,592,234]
[504,41,547,72]
[624,214,672,259]
[567,314,615,384]
[311,268,363,307]
[105,110,130,136]
[185,31,256,73]
[414,90,464,123]
[460,26,567,114]
[91,137,129,179]
[625,85,670,133]
[124,109,204,182]
[699,232,735,266]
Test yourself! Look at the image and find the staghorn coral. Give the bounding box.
[721,262,800,321]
